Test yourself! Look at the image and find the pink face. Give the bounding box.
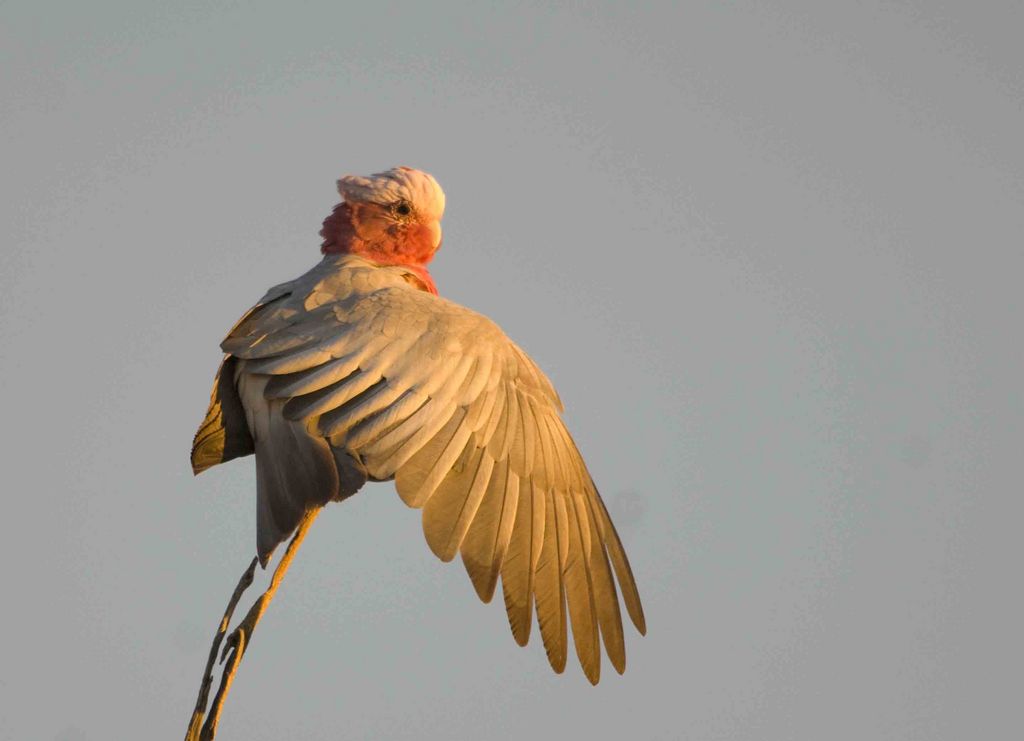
[320,199,443,293]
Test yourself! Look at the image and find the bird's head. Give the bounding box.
[320,166,445,294]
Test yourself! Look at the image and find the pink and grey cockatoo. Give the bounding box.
[192,167,645,683]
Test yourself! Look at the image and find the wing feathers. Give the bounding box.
[204,257,644,681]
[263,351,367,399]
[315,378,405,437]
[238,341,342,375]
[584,494,627,674]
[534,485,568,672]
[344,389,430,450]
[422,445,494,561]
[191,356,254,474]
[394,408,471,508]
[564,492,601,684]
[593,493,647,636]
[366,399,459,476]
[460,463,519,602]
[282,369,383,421]
[501,478,544,646]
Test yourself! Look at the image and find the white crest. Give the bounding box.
[337,167,446,220]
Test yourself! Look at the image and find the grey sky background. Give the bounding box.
[1,2,1021,739]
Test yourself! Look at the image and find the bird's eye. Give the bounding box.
[394,201,412,217]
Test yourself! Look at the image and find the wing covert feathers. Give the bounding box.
[195,254,644,680]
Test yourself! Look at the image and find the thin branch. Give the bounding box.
[200,627,246,740]
[185,508,321,741]
[185,557,258,741]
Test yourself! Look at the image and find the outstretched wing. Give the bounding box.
[221,258,646,683]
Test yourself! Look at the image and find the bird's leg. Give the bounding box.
[198,507,321,740]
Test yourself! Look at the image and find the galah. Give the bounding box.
[191,166,646,684]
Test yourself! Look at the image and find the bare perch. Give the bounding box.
[185,509,320,740]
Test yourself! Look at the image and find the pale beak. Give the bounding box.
[428,221,443,254]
